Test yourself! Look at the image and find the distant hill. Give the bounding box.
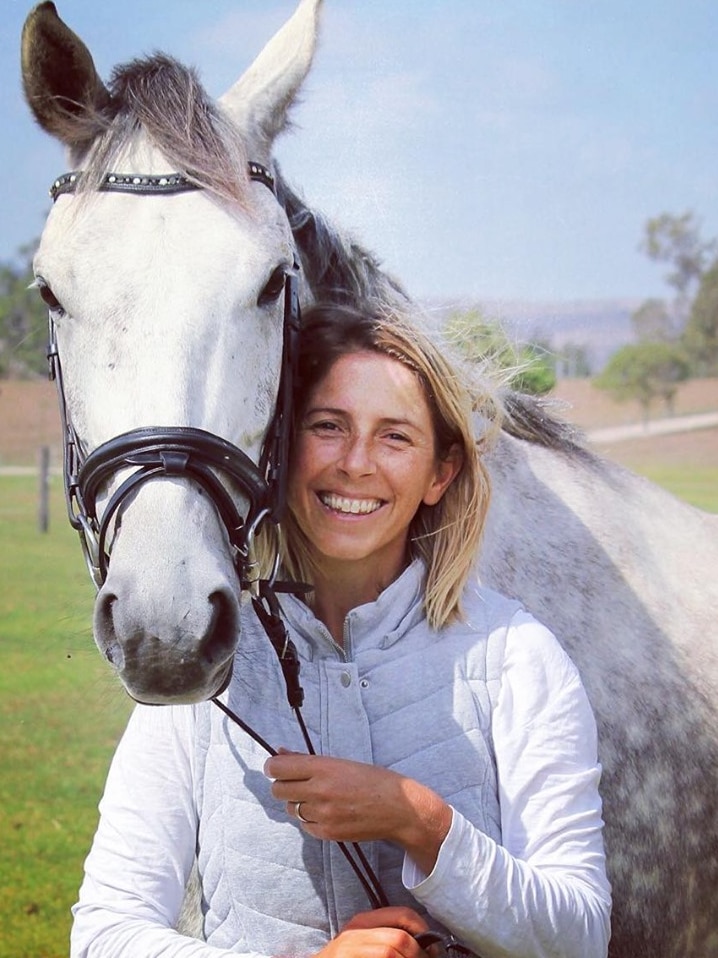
[424,298,643,372]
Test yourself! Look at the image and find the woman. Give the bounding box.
[71,303,611,958]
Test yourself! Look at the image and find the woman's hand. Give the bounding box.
[264,752,452,874]
[313,907,431,958]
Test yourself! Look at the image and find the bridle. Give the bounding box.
[44,164,480,957]
[47,161,299,594]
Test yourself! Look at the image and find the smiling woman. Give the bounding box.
[272,303,500,636]
[289,350,459,619]
[71,301,611,958]
[281,304,486,639]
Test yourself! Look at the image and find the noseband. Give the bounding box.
[47,161,299,591]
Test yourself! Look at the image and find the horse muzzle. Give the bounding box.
[94,574,239,705]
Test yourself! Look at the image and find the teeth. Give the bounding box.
[320,493,382,515]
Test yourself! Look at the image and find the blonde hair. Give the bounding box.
[256,302,502,630]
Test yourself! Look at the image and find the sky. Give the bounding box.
[1,0,717,304]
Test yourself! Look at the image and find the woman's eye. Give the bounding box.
[35,279,64,313]
[306,419,342,436]
[258,266,287,306]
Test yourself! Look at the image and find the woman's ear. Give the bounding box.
[423,444,463,507]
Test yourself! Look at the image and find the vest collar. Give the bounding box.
[279,559,428,659]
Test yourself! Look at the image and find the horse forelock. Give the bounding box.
[69,54,252,208]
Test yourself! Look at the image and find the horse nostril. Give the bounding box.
[104,642,123,667]
[201,589,239,666]
[94,590,125,670]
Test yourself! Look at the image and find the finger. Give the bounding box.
[263,751,314,782]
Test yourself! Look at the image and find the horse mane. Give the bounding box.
[276,171,593,462]
[276,170,410,308]
[70,54,252,207]
[499,390,593,458]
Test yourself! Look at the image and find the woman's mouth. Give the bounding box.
[318,492,384,515]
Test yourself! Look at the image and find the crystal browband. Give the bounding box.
[50,161,275,202]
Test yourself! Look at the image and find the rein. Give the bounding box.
[211,578,392,913]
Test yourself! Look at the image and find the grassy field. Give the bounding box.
[0,476,131,958]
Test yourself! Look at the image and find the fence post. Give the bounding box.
[38,445,50,533]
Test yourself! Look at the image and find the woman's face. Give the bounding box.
[288,351,460,584]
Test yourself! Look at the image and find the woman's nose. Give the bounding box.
[337,436,376,476]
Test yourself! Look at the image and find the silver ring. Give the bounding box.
[294,801,309,824]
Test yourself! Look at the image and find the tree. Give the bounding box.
[0,241,47,379]
[595,341,691,422]
[640,212,717,331]
[445,308,556,396]
[683,258,718,376]
[511,343,557,395]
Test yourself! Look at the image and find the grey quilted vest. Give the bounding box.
[192,561,518,952]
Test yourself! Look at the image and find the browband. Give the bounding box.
[50,161,275,202]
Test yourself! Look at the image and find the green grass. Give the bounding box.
[0,476,131,958]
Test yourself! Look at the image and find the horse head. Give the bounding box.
[21,0,323,704]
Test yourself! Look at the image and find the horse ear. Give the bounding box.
[21,1,110,145]
[218,0,323,154]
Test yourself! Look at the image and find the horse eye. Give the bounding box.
[35,279,64,313]
[258,266,287,307]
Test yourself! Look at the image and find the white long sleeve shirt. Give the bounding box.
[71,562,610,958]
